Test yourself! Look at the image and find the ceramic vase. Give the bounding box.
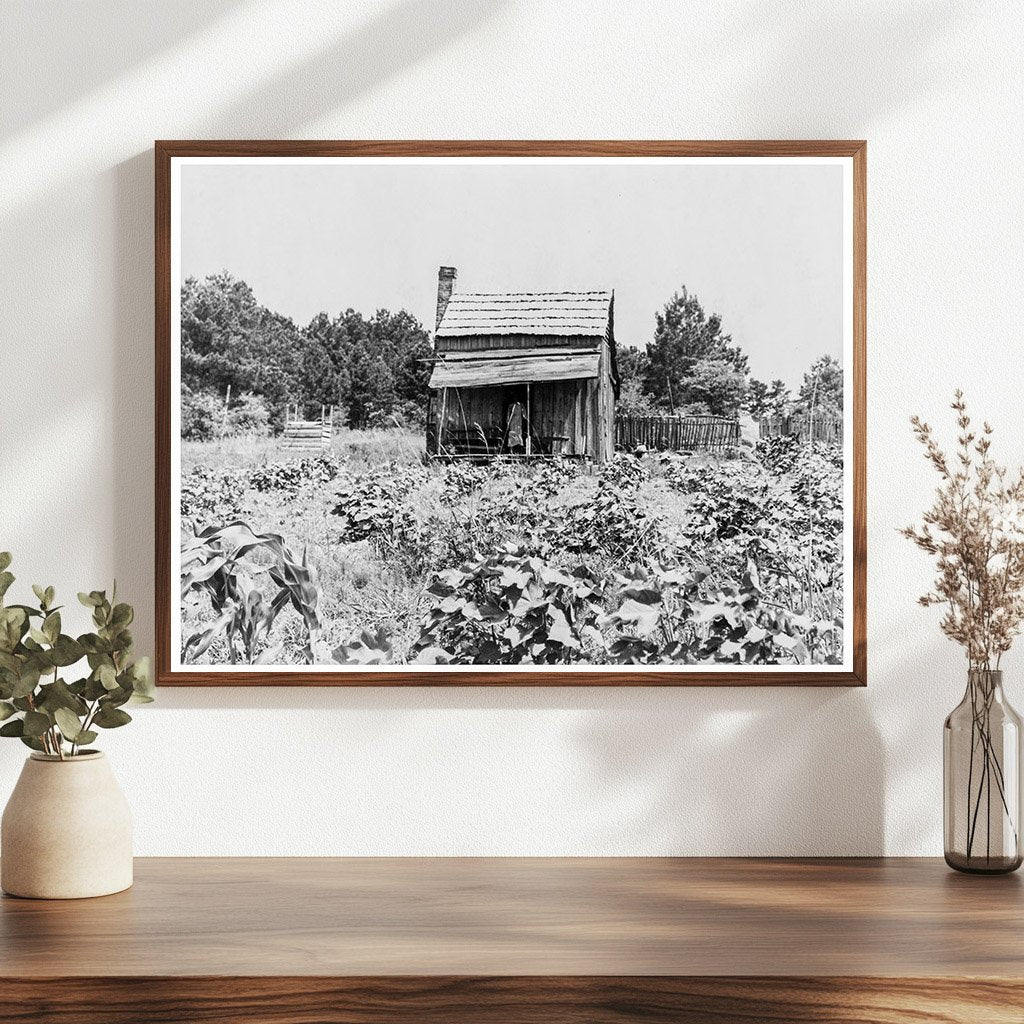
[1,751,132,898]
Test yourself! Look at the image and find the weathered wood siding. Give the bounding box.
[427,310,618,462]
[435,332,598,354]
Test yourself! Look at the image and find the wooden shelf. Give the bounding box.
[2,857,1022,1022]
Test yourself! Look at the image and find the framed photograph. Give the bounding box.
[156,141,865,686]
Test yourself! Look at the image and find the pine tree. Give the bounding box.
[643,288,749,413]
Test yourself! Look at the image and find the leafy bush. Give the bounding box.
[181,385,224,441]
[554,488,661,563]
[332,626,393,665]
[531,458,583,498]
[599,561,834,665]
[545,453,662,563]
[441,462,494,500]
[755,435,801,475]
[225,392,271,437]
[249,453,340,496]
[599,451,649,492]
[180,522,320,664]
[331,467,424,546]
[412,550,840,667]
[662,442,844,633]
[414,546,605,664]
[180,465,248,527]
[671,460,775,542]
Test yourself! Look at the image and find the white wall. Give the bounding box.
[1,0,1022,856]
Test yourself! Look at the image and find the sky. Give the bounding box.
[180,158,846,392]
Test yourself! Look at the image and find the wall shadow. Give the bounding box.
[2,0,985,855]
[0,1,243,138]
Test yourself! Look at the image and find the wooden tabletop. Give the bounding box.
[1,856,1022,978]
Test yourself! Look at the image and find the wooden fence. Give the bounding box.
[282,404,334,451]
[759,412,842,444]
[615,414,740,452]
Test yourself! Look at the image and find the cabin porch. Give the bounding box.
[426,379,595,460]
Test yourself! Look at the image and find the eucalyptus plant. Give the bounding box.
[0,553,153,759]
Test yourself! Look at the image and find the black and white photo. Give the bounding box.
[161,145,863,682]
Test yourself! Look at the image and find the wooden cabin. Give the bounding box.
[426,267,619,463]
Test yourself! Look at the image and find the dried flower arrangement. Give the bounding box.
[902,391,1024,670]
[903,391,1024,871]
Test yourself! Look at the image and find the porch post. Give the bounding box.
[525,382,532,457]
[439,387,448,453]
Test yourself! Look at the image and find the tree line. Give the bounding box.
[181,273,842,440]
[617,286,843,422]
[180,272,432,438]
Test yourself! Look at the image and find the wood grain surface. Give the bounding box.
[0,976,1022,1024]
[3,857,1022,977]
[2,858,1020,1023]
[155,139,867,688]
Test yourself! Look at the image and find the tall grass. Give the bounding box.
[181,427,424,474]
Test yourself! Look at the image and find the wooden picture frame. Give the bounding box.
[156,140,866,686]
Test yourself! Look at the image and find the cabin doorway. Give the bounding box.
[502,384,529,454]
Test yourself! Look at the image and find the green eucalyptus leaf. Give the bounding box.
[74,730,98,746]
[0,607,27,652]
[0,572,13,602]
[92,705,131,729]
[28,627,49,646]
[19,734,45,752]
[42,611,60,644]
[80,635,112,656]
[11,665,41,699]
[78,592,99,608]
[103,685,132,708]
[53,707,84,741]
[0,718,24,738]
[110,603,134,629]
[0,553,11,573]
[22,710,51,738]
[0,701,16,721]
[37,678,88,716]
[31,584,47,608]
[98,664,117,690]
[44,586,55,609]
[83,674,107,701]
[49,635,85,668]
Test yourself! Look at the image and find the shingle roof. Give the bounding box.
[435,290,613,338]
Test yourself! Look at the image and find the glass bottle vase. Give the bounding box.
[944,669,1023,873]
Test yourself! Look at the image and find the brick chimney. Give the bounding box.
[435,266,457,331]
